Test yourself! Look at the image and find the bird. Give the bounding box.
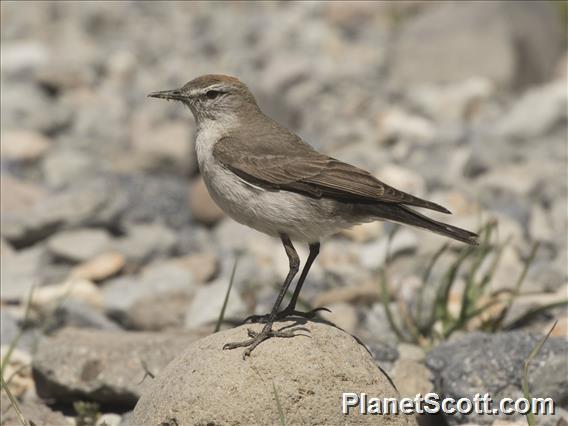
[148,74,478,358]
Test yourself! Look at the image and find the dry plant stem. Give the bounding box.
[1,374,30,426]
[215,254,240,333]
[522,321,557,426]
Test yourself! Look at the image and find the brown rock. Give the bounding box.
[0,130,50,162]
[130,321,415,425]
[189,176,225,225]
[70,252,125,282]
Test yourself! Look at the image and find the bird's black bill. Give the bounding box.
[147,88,185,101]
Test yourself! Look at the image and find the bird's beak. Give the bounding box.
[147,88,185,101]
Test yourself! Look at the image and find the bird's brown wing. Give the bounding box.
[213,135,450,214]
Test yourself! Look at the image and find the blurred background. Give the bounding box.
[1,2,567,425]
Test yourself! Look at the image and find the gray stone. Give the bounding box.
[185,278,246,329]
[32,327,198,406]
[111,222,177,264]
[119,174,193,229]
[0,175,49,215]
[426,331,568,425]
[130,321,415,425]
[127,290,191,331]
[51,299,121,332]
[1,178,127,248]
[359,229,417,270]
[42,148,99,189]
[47,228,112,263]
[0,245,45,301]
[103,261,194,323]
[390,1,563,90]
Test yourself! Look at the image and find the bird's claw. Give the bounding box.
[223,326,311,359]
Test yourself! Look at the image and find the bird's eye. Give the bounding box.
[205,90,222,100]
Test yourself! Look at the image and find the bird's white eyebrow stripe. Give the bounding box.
[190,84,228,96]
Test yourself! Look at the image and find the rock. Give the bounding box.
[392,359,432,398]
[32,328,198,406]
[96,413,122,426]
[52,299,121,331]
[111,222,177,264]
[406,77,496,123]
[169,252,219,284]
[0,175,48,214]
[188,176,225,226]
[1,394,71,426]
[0,130,50,163]
[498,80,567,140]
[397,343,425,362]
[103,261,194,322]
[0,238,15,258]
[130,120,194,174]
[376,107,436,146]
[314,278,381,307]
[127,290,191,331]
[31,278,103,309]
[130,321,414,425]
[0,41,48,74]
[0,346,33,398]
[70,252,126,282]
[426,331,568,424]
[339,222,384,243]
[185,278,246,329]
[359,229,418,270]
[529,205,554,242]
[319,302,359,334]
[390,1,563,90]
[1,178,127,248]
[119,174,193,229]
[42,148,98,189]
[375,164,427,198]
[47,228,112,263]
[0,245,45,301]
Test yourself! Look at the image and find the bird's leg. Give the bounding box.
[223,235,308,358]
[244,242,330,324]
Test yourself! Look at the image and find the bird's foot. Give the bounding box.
[243,306,331,324]
[223,325,310,359]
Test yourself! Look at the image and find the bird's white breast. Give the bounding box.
[194,119,365,242]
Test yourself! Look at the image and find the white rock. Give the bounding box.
[31,278,103,309]
[376,107,436,146]
[498,80,567,139]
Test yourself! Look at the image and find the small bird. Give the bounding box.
[149,74,478,358]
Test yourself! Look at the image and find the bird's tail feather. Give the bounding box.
[373,203,479,245]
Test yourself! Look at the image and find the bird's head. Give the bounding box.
[148,74,259,122]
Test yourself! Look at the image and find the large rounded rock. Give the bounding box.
[131,321,414,425]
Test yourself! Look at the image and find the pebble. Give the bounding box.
[111,222,177,263]
[319,302,358,334]
[31,278,103,309]
[185,278,246,329]
[47,228,112,263]
[189,176,225,226]
[70,251,126,282]
[0,130,50,162]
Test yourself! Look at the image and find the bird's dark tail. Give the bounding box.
[373,203,479,245]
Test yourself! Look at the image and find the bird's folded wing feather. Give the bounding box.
[213,134,450,214]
